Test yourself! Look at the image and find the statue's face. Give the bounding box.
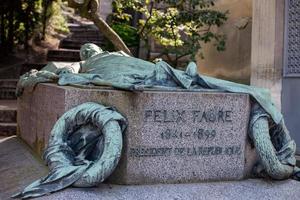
[80,43,103,60]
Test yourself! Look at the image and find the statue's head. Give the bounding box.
[80,43,103,60]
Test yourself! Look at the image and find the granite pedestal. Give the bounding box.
[17,83,257,184]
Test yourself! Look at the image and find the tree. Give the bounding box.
[0,0,68,55]
[0,0,43,54]
[0,0,131,56]
[112,0,228,67]
[67,0,132,55]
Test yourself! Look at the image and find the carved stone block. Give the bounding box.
[18,83,257,184]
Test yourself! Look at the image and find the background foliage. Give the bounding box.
[0,0,227,67]
[0,0,41,54]
[0,0,68,55]
[111,0,228,67]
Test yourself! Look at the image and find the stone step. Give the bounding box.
[47,49,80,62]
[0,80,17,100]
[0,111,17,123]
[0,100,17,123]
[69,27,99,32]
[59,39,105,50]
[68,32,103,39]
[20,63,46,75]
[0,79,18,88]
[0,108,17,123]
[0,88,16,100]
[0,122,16,136]
[0,57,24,79]
[68,24,98,32]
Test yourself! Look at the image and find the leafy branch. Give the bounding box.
[112,0,228,67]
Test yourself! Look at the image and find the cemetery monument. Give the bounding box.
[14,43,300,198]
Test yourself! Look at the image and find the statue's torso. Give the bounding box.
[80,52,156,80]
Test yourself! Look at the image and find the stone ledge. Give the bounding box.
[0,122,17,136]
[2,136,298,200]
[38,179,300,200]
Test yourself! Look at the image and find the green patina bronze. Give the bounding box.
[15,43,300,199]
[13,102,127,198]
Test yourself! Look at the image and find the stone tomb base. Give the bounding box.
[18,83,257,184]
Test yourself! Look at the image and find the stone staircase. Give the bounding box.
[0,21,106,137]
[0,79,17,100]
[60,24,104,48]
[0,98,17,136]
[0,79,17,136]
[47,23,105,62]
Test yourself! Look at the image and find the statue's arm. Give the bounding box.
[41,62,81,75]
[16,62,81,97]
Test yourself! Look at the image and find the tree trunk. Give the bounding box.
[24,5,30,50]
[42,0,51,40]
[7,2,14,52]
[0,7,4,55]
[91,13,132,55]
[68,0,132,55]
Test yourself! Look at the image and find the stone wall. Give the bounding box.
[196,0,252,85]
[99,0,113,20]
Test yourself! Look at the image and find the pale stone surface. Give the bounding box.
[99,0,112,20]
[18,83,257,184]
[0,136,48,200]
[37,179,300,200]
[251,0,284,109]
[1,136,299,200]
[197,0,252,84]
[251,0,300,154]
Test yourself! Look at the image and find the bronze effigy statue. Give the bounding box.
[14,43,300,198]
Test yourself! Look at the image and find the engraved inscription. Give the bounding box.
[160,128,216,141]
[192,110,232,123]
[144,109,233,123]
[129,145,242,157]
[129,147,172,157]
[130,108,241,159]
[144,110,187,123]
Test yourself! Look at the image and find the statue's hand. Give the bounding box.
[16,69,59,97]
